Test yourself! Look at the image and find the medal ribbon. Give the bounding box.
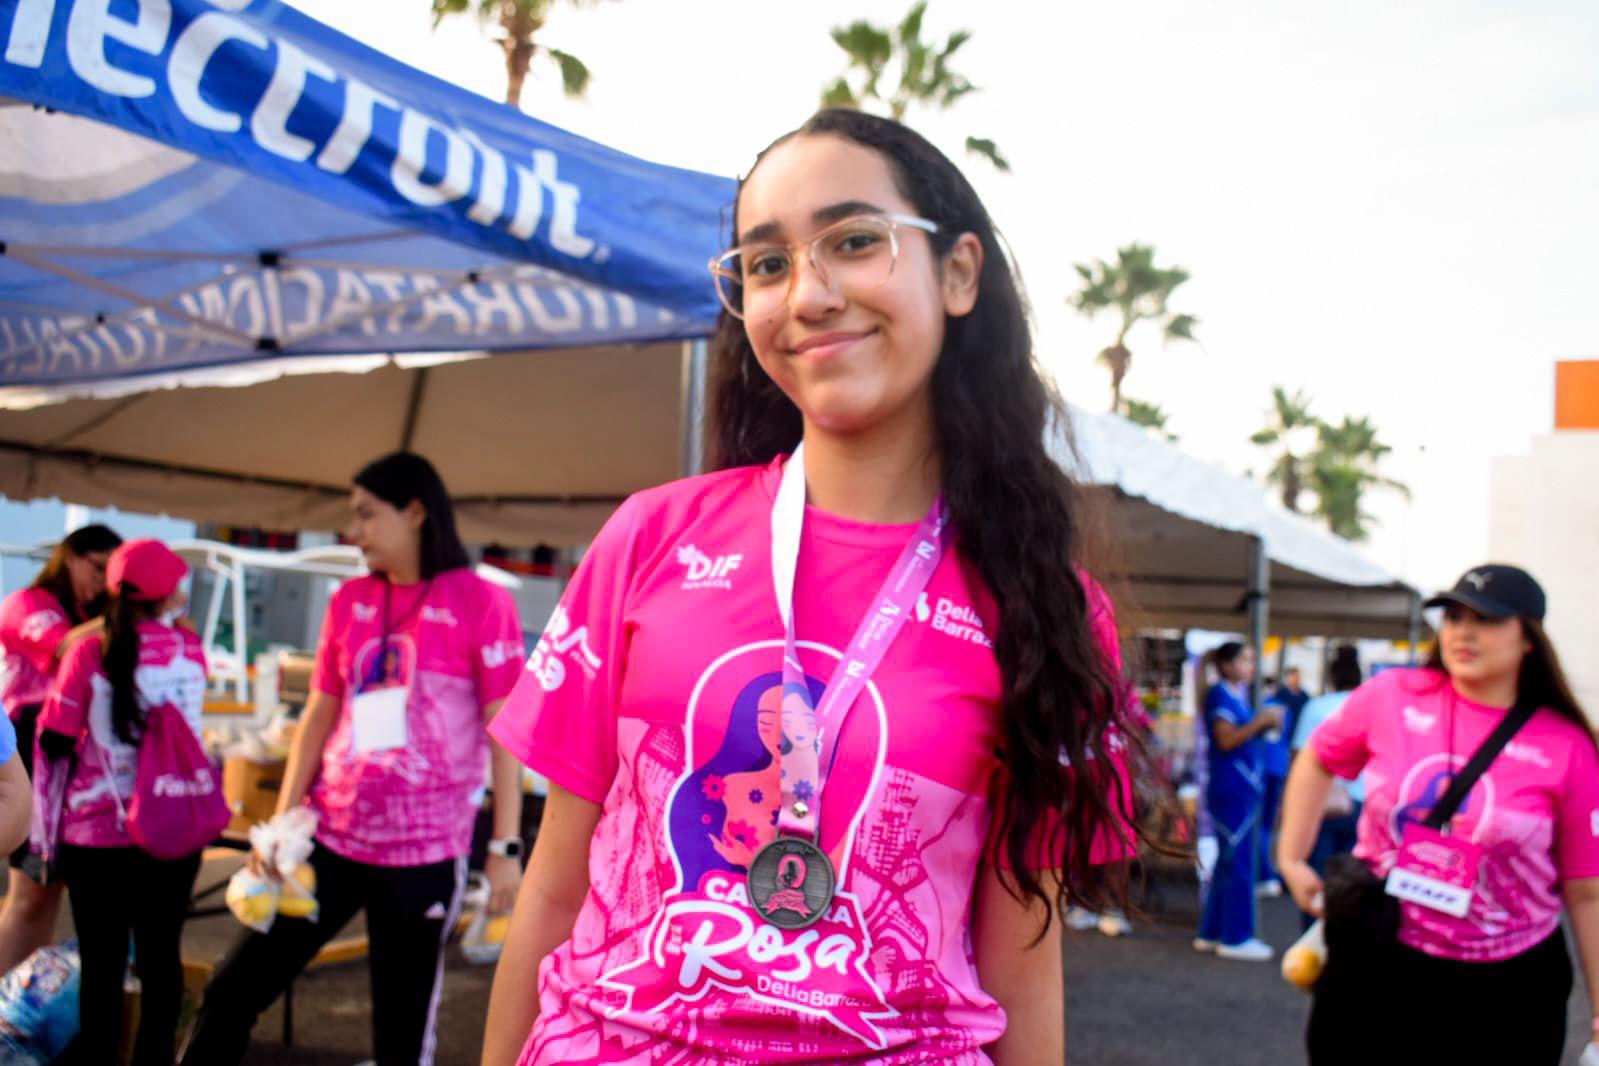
[770,443,948,841]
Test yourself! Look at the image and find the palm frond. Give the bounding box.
[546,47,591,98]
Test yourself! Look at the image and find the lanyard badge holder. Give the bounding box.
[1384,696,1535,918]
[350,579,431,755]
[748,444,949,929]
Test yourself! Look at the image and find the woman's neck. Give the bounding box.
[799,407,940,525]
[1450,671,1518,710]
[383,559,423,586]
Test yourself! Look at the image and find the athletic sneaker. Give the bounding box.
[1066,906,1101,931]
[1097,911,1131,937]
[1256,879,1284,898]
[1192,937,1217,953]
[1215,938,1274,961]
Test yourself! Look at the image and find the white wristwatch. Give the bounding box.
[487,837,524,861]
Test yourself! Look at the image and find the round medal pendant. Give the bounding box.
[747,836,836,930]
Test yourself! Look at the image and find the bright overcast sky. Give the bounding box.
[292,0,1598,595]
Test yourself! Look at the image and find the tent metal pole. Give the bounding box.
[1407,592,1423,664]
[231,558,250,704]
[1247,535,1269,710]
[680,338,708,477]
[400,368,430,450]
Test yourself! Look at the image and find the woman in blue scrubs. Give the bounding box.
[1195,642,1281,960]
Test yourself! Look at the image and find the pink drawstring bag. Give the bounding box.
[101,702,230,860]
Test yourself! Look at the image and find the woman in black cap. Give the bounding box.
[1277,564,1599,1063]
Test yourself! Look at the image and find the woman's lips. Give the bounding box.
[791,330,873,360]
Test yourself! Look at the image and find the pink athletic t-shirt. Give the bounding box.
[308,569,524,867]
[42,621,208,848]
[1312,667,1599,962]
[0,587,73,716]
[490,459,1127,1065]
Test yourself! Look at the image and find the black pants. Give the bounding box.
[182,843,465,1066]
[1308,927,1573,1064]
[57,843,201,1066]
[9,703,39,870]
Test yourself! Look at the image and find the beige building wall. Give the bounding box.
[1489,432,1599,720]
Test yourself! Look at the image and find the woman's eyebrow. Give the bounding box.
[737,200,889,245]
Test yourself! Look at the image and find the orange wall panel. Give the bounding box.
[1555,360,1599,430]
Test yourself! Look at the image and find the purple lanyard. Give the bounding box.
[770,444,948,841]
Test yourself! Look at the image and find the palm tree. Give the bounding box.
[1249,386,1318,513]
[821,2,1009,171]
[1068,243,1199,413]
[1121,397,1178,442]
[430,0,607,108]
[1309,416,1410,541]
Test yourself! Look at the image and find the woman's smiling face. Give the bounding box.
[733,134,977,438]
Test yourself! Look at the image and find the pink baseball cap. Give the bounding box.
[106,539,188,601]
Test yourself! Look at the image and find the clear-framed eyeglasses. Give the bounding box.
[708,213,941,322]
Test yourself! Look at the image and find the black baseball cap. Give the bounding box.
[1424,564,1546,623]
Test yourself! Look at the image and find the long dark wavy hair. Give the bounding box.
[102,580,158,745]
[30,524,122,624]
[1422,614,1594,746]
[708,109,1156,921]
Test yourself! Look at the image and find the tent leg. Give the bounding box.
[680,339,708,477]
[1247,536,1270,709]
[231,559,249,704]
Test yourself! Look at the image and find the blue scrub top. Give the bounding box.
[1205,681,1263,804]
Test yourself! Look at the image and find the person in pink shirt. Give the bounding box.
[38,538,204,1065]
[0,523,121,976]
[480,110,1147,1066]
[1279,564,1599,1064]
[183,451,527,1066]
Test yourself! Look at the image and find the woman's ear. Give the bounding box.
[403,499,427,532]
[942,232,984,318]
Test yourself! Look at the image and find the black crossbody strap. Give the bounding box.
[1423,699,1536,830]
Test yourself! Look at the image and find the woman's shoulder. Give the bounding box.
[1,585,62,623]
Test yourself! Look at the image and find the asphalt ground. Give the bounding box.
[10,854,1595,1064]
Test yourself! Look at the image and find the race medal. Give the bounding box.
[748,836,836,930]
[750,443,946,930]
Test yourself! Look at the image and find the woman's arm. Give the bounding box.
[1277,747,1337,916]
[53,617,103,662]
[1211,704,1282,753]
[274,688,339,817]
[482,782,602,1066]
[975,864,1064,1066]
[483,697,524,914]
[0,751,31,856]
[1564,877,1599,1043]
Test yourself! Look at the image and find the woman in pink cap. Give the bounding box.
[0,523,121,976]
[38,537,206,1065]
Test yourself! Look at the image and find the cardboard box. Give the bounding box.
[223,755,285,833]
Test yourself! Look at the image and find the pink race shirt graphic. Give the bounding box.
[595,642,897,1051]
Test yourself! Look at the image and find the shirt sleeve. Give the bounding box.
[1554,731,1599,882]
[11,590,71,677]
[488,498,641,806]
[1205,685,1243,727]
[310,584,348,700]
[39,639,97,740]
[1309,677,1379,780]
[473,583,526,708]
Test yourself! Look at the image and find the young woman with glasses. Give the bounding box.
[0,523,121,976]
[481,110,1146,1066]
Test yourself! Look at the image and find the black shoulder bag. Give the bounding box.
[1321,698,1535,956]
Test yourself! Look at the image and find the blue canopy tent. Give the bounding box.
[0,0,735,543]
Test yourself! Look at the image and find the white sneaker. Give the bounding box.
[1193,937,1217,952]
[1215,938,1274,961]
[1097,911,1131,937]
[1066,907,1100,931]
[1256,879,1284,898]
